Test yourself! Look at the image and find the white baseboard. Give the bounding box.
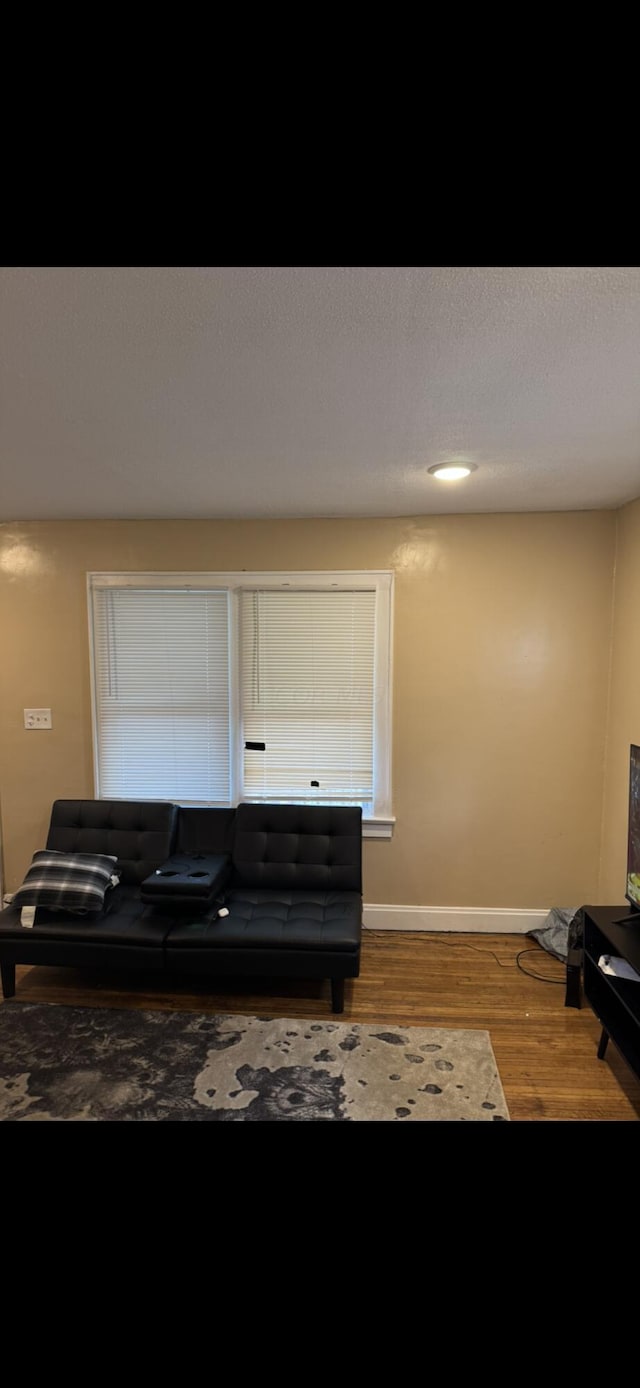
[363,904,549,934]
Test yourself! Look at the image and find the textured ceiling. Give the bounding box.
[1,265,639,521]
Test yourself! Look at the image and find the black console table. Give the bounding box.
[577,905,640,1080]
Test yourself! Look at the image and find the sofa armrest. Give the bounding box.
[140,853,231,910]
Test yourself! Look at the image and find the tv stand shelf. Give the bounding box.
[582,905,640,1080]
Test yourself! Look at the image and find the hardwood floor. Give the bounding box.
[3,928,640,1120]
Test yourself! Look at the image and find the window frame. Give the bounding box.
[87,570,395,838]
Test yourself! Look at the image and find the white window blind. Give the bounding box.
[91,587,231,804]
[240,589,376,803]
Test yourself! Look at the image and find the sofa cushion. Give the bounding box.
[12,849,119,915]
[176,807,236,856]
[165,888,362,951]
[45,799,179,884]
[231,803,363,892]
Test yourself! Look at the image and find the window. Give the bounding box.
[90,587,231,804]
[88,571,394,836]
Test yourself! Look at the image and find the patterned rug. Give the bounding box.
[0,1003,510,1121]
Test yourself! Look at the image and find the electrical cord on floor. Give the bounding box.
[365,929,511,967]
[430,937,510,967]
[365,929,566,980]
[515,947,565,983]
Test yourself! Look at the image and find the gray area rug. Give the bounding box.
[0,1003,510,1121]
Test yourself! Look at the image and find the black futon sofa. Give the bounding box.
[0,799,363,1013]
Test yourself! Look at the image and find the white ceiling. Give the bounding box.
[1,265,639,521]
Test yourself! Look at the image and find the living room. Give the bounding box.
[1,266,639,1122]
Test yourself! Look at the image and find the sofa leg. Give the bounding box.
[1,962,16,999]
[330,978,344,1013]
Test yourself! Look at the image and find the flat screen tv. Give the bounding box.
[626,743,640,913]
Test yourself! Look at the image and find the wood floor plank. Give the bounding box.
[3,928,639,1120]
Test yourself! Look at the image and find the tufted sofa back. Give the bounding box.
[46,799,179,884]
[42,800,362,891]
[176,806,237,856]
[231,802,362,892]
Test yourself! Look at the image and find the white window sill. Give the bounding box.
[363,817,395,839]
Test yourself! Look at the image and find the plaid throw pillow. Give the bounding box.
[13,850,120,915]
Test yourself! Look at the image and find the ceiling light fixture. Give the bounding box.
[428,462,478,481]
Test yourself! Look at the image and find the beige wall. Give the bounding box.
[599,497,640,903]
[0,512,616,909]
